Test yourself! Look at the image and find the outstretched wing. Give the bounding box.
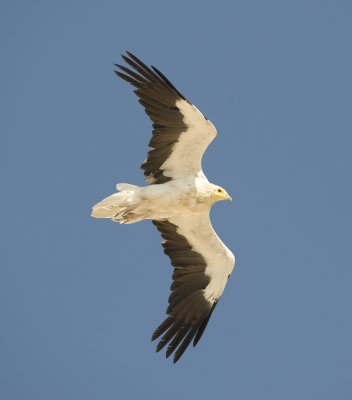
[152,213,235,363]
[114,52,217,184]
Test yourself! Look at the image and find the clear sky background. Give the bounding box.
[1,1,351,399]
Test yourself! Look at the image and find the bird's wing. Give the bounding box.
[152,213,235,363]
[114,52,217,184]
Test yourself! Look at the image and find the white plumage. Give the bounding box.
[92,52,235,363]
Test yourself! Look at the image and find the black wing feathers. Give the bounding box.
[114,52,189,184]
[152,220,217,363]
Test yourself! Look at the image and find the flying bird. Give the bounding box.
[92,52,235,363]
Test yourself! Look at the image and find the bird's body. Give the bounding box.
[92,52,235,363]
[92,173,230,223]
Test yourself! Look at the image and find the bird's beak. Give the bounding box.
[227,195,232,202]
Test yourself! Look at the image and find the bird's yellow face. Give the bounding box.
[212,186,232,202]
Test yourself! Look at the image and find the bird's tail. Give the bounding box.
[91,183,143,224]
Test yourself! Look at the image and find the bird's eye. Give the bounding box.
[217,189,222,193]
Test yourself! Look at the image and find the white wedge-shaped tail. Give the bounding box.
[91,183,142,224]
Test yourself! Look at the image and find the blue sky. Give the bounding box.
[1,1,351,399]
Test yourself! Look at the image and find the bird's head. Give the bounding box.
[211,185,232,203]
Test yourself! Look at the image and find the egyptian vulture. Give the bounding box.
[92,52,235,363]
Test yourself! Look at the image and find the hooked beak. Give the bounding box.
[227,195,232,202]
